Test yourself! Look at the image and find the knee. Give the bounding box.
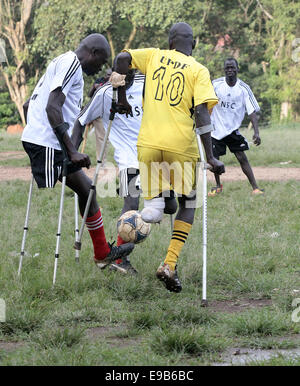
[141,197,165,223]
[164,197,178,214]
[236,152,247,164]
[123,196,139,212]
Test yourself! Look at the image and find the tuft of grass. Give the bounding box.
[151,327,225,356]
[0,311,43,336]
[228,309,293,337]
[31,326,84,349]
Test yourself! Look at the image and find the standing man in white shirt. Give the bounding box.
[209,58,264,196]
[72,70,146,275]
[21,34,134,270]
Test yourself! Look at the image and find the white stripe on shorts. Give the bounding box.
[119,169,129,197]
[45,147,55,188]
[45,147,49,188]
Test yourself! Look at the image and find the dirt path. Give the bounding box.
[0,151,299,182]
[0,165,299,182]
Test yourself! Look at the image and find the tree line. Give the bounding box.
[0,0,299,129]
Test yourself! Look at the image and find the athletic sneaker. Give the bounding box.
[109,258,138,275]
[208,184,223,197]
[95,242,134,270]
[156,262,182,293]
[252,188,264,195]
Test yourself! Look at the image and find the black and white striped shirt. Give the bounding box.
[22,51,83,150]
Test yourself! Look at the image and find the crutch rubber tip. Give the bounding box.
[200,299,209,307]
[74,241,82,250]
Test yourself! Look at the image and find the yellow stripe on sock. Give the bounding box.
[164,220,192,271]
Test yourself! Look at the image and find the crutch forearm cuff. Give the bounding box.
[196,124,213,136]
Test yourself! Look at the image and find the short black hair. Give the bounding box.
[224,57,239,68]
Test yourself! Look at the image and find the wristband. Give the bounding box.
[195,124,213,136]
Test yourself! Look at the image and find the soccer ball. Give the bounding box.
[117,210,151,244]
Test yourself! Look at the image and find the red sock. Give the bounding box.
[86,209,110,261]
[115,235,126,264]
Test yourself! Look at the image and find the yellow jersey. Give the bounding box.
[125,48,218,157]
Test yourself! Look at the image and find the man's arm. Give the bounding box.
[71,119,86,151]
[46,87,90,168]
[249,111,261,146]
[23,98,30,124]
[114,52,133,116]
[195,103,225,175]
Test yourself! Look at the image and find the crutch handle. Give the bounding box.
[204,162,213,171]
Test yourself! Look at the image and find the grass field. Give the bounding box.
[0,124,300,366]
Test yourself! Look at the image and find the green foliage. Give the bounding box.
[0,91,20,129]
[1,1,300,130]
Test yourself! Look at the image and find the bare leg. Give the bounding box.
[66,169,99,217]
[213,155,221,188]
[121,195,139,215]
[234,151,258,190]
[176,196,195,224]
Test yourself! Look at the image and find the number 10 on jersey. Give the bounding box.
[153,66,185,106]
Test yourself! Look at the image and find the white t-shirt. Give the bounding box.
[78,74,144,171]
[22,51,83,150]
[211,77,260,140]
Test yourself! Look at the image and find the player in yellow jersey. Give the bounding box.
[113,22,225,292]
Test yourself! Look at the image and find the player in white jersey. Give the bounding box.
[21,34,134,269]
[209,58,264,196]
[72,70,145,274]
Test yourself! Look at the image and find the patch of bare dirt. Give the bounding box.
[0,150,299,184]
[85,325,141,348]
[0,151,26,161]
[208,298,272,313]
[0,340,24,352]
[85,325,125,339]
[0,166,117,182]
[207,166,300,182]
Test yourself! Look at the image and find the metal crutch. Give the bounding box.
[195,128,210,307]
[74,194,80,263]
[74,88,117,252]
[52,147,69,286]
[18,175,34,276]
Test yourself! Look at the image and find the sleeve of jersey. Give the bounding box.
[194,67,219,111]
[123,48,155,74]
[78,89,105,126]
[50,53,81,97]
[244,87,260,115]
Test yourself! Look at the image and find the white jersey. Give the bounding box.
[22,51,83,150]
[211,77,260,140]
[78,74,144,171]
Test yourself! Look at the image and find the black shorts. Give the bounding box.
[22,141,80,189]
[117,168,142,198]
[212,130,249,157]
